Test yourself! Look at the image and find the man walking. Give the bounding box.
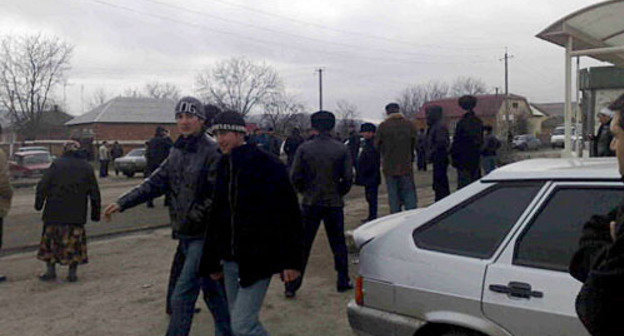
[285,110,353,298]
[200,111,303,336]
[355,123,381,223]
[451,95,483,189]
[375,103,418,213]
[103,96,231,336]
[0,125,12,282]
[98,141,110,178]
[426,105,451,202]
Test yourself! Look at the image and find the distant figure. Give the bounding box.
[592,108,615,157]
[98,141,110,178]
[426,105,450,201]
[0,125,13,283]
[35,140,101,282]
[416,128,428,171]
[450,95,483,189]
[266,127,282,156]
[145,126,174,208]
[375,102,418,213]
[284,127,305,167]
[481,125,501,174]
[110,141,124,176]
[346,125,361,168]
[355,123,381,223]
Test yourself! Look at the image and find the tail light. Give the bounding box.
[355,276,364,305]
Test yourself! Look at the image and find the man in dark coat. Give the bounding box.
[481,125,501,174]
[591,108,615,157]
[569,94,624,335]
[426,105,450,202]
[200,111,303,336]
[416,128,427,171]
[145,126,174,208]
[103,97,231,336]
[283,127,304,168]
[355,123,381,223]
[347,124,361,168]
[450,95,483,189]
[285,110,353,298]
[375,103,418,213]
[110,141,124,176]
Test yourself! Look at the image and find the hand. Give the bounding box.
[103,203,121,222]
[210,272,224,281]
[281,269,301,283]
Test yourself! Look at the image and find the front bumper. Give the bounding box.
[347,300,425,336]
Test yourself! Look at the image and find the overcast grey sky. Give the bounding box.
[0,0,609,119]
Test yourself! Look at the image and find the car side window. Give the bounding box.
[413,183,543,259]
[514,187,624,272]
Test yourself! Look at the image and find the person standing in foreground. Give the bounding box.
[98,141,110,178]
[35,141,100,282]
[103,97,231,336]
[200,111,303,336]
[570,93,624,335]
[284,110,353,298]
[375,103,418,213]
[450,95,483,189]
[355,123,381,223]
[425,105,451,202]
[0,125,13,283]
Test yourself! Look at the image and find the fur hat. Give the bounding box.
[175,96,205,120]
[310,110,336,132]
[385,103,400,114]
[210,111,247,133]
[458,95,477,111]
[359,123,376,133]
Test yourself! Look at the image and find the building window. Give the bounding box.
[512,102,519,108]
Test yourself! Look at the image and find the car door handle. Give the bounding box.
[489,281,543,299]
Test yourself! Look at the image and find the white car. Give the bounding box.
[348,158,621,336]
[550,126,581,148]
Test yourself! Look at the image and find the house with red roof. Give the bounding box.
[414,94,544,138]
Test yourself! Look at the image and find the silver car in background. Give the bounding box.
[348,158,620,336]
[113,147,147,177]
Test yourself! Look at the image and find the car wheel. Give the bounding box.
[124,171,135,177]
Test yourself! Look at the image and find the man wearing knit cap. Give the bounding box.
[103,96,231,336]
[591,107,615,157]
[285,110,354,298]
[450,95,483,189]
[200,110,303,336]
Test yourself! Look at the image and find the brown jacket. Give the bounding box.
[375,113,417,176]
[0,149,13,217]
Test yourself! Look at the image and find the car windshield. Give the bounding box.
[22,153,50,165]
[128,149,145,157]
[553,128,564,135]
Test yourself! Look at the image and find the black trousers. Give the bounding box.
[99,160,109,177]
[286,205,349,292]
[364,185,379,220]
[416,150,427,171]
[433,159,450,202]
[457,167,481,189]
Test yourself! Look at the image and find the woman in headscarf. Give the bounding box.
[35,140,101,282]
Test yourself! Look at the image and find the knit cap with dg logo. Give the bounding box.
[175,96,205,120]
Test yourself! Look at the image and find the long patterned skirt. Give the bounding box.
[37,223,88,265]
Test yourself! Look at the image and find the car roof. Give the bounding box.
[482,157,620,182]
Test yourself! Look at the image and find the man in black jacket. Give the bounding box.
[200,111,303,336]
[145,126,173,208]
[103,97,231,336]
[283,127,304,168]
[426,105,451,201]
[285,110,353,298]
[450,95,483,189]
[355,123,380,223]
[570,94,624,335]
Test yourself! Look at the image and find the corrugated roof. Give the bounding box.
[414,94,527,119]
[65,97,176,126]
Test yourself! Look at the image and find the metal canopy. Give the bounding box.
[536,0,624,156]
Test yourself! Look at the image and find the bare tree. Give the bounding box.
[261,92,305,136]
[397,80,449,119]
[195,56,283,116]
[0,33,73,139]
[122,86,143,98]
[144,81,180,101]
[336,100,360,137]
[88,87,109,110]
[450,76,488,96]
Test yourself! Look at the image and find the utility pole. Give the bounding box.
[500,48,514,142]
[316,68,323,111]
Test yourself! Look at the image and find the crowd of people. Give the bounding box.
[2,93,624,335]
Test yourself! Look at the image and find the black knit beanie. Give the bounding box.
[211,111,247,133]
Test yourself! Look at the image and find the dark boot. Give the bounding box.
[337,273,353,292]
[39,262,57,281]
[67,263,78,282]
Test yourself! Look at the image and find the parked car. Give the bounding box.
[15,146,49,153]
[512,134,541,151]
[113,148,146,177]
[550,126,582,148]
[348,157,620,336]
[9,150,53,179]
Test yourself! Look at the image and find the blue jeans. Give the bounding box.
[223,261,271,336]
[166,238,231,336]
[385,174,417,213]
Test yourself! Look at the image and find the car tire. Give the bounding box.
[124,171,135,178]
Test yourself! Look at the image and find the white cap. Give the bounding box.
[598,107,615,118]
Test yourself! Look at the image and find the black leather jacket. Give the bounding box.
[117,133,220,238]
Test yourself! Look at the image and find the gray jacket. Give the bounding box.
[291,134,352,207]
[117,133,220,238]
